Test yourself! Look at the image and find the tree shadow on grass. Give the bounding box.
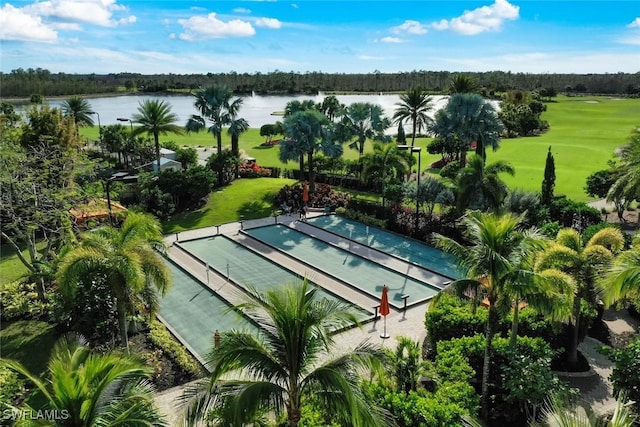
[238,199,277,220]
[163,209,208,233]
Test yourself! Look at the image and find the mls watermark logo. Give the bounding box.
[2,409,70,421]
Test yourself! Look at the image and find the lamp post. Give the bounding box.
[116,117,133,133]
[88,111,101,147]
[106,172,138,226]
[397,145,422,234]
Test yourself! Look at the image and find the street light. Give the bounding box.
[116,117,133,133]
[106,172,138,226]
[88,111,101,146]
[397,145,422,234]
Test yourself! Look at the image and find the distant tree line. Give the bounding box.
[2,67,640,98]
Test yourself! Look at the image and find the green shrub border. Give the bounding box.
[148,319,205,378]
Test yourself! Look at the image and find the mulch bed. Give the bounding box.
[128,333,197,391]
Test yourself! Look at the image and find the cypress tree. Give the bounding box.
[541,146,555,205]
[397,120,406,144]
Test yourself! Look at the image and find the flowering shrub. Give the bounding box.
[238,161,272,178]
[260,139,282,147]
[274,183,350,210]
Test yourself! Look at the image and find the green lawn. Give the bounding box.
[0,320,57,375]
[163,177,297,233]
[79,95,640,202]
[0,243,47,286]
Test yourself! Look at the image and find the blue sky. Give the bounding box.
[1,0,639,74]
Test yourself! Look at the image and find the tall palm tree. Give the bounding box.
[280,109,342,192]
[535,227,624,366]
[607,128,640,211]
[392,88,434,147]
[186,85,243,186]
[1,334,166,427]
[56,212,171,351]
[181,280,386,427]
[228,117,250,178]
[131,99,183,172]
[61,96,94,135]
[455,154,515,215]
[602,239,640,308]
[336,102,391,156]
[433,211,547,420]
[429,93,503,165]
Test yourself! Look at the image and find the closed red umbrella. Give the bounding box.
[302,181,309,203]
[380,285,390,339]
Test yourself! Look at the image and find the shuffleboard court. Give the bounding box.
[243,225,442,308]
[307,215,463,279]
[159,259,256,364]
[178,235,370,320]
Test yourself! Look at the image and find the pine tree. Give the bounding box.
[397,120,406,144]
[541,146,555,205]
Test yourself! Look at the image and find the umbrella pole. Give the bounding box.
[380,315,389,339]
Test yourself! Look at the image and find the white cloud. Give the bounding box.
[431,0,519,35]
[233,8,251,14]
[169,33,176,39]
[178,13,255,41]
[291,3,299,8]
[391,20,427,35]
[118,16,136,25]
[24,0,135,27]
[358,55,390,60]
[378,37,404,43]
[255,17,282,29]
[618,35,640,45]
[628,17,640,28]
[0,4,57,42]
[50,22,81,31]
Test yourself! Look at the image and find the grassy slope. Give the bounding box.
[163,177,296,233]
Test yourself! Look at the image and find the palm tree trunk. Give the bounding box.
[216,132,223,187]
[116,300,130,353]
[154,132,161,172]
[510,300,519,348]
[308,151,315,193]
[299,155,305,182]
[481,303,498,420]
[567,296,582,366]
[231,135,240,179]
[411,119,417,147]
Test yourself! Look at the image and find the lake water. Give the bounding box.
[39,92,457,129]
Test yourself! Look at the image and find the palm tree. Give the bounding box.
[61,96,94,135]
[186,85,243,187]
[1,334,166,427]
[280,109,342,192]
[535,393,637,427]
[228,117,249,179]
[429,93,503,165]
[131,99,183,172]
[392,88,434,147]
[601,235,640,308]
[535,227,624,366]
[433,211,547,420]
[607,128,640,212]
[336,102,391,156]
[455,154,515,215]
[319,95,342,121]
[361,142,410,205]
[449,74,480,94]
[56,212,171,352]
[181,280,386,427]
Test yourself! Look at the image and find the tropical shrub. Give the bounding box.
[274,183,350,210]
[147,320,203,377]
[439,160,462,179]
[363,382,473,427]
[437,334,565,424]
[607,338,640,412]
[0,281,49,321]
[549,197,602,229]
[0,365,25,404]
